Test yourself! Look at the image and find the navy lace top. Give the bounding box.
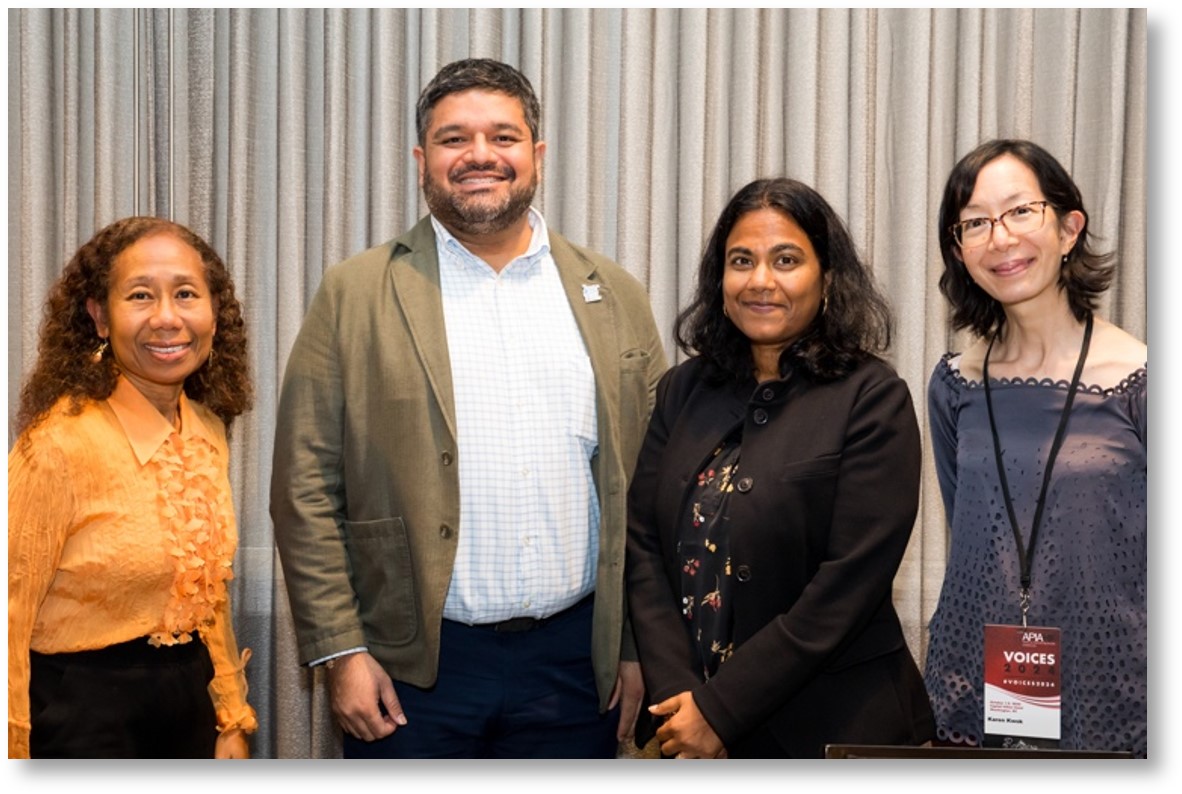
[923,354,1147,757]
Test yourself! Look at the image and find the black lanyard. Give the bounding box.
[983,312,1092,626]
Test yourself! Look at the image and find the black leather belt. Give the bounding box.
[471,593,594,633]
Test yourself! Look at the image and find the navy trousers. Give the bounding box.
[344,596,619,758]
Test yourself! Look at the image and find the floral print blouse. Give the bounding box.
[677,436,741,679]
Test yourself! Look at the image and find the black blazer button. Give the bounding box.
[752,408,768,425]
[736,476,753,492]
[736,565,752,582]
[761,388,775,401]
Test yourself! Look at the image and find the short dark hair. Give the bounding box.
[416,58,541,146]
[675,178,893,383]
[937,138,1115,338]
[15,216,253,436]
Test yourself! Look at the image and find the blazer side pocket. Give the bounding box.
[342,516,419,646]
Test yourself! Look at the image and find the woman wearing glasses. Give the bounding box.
[924,139,1146,756]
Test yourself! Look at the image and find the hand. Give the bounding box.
[608,660,645,743]
[214,728,250,759]
[326,651,406,742]
[650,691,725,759]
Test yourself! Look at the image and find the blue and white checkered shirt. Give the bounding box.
[434,210,600,625]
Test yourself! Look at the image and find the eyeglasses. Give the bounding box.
[949,200,1050,248]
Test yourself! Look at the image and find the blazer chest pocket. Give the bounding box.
[342,517,419,646]
[778,453,841,553]
[778,452,841,482]
[617,348,654,454]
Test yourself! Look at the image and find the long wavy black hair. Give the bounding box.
[937,138,1114,338]
[15,216,253,436]
[675,178,893,383]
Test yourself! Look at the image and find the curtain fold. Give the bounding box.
[7,8,1147,758]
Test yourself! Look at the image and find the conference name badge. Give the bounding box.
[983,624,1061,749]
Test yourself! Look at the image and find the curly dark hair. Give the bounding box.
[675,178,893,383]
[15,216,252,436]
[937,138,1115,338]
[416,58,541,146]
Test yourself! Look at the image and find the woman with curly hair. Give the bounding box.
[8,216,257,758]
[924,140,1147,756]
[625,178,933,758]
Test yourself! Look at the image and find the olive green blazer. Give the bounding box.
[270,216,667,708]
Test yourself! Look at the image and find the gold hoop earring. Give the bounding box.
[91,338,108,364]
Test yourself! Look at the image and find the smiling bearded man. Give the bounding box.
[271,57,668,759]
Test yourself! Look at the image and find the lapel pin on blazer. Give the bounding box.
[582,283,602,303]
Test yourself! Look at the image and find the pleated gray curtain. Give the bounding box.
[7,8,1147,759]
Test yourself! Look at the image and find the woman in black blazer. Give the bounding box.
[626,178,934,758]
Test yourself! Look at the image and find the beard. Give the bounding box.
[422,162,538,237]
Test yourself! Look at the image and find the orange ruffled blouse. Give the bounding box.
[8,377,257,758]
